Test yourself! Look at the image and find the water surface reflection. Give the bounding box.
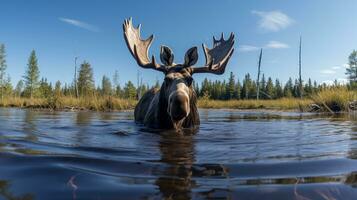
[0,108,357,199]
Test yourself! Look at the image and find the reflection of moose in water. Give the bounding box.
[153,130,230,199]
[155,131,196,199]
[123,18,235,129]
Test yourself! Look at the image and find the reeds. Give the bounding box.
[0,96,137,111]
[311,87,356,112]
[0,88,355,112]
[198,98,313,111]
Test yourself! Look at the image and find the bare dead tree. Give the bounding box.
[74,56,79,98]
[299,36,302,99]
[256,48,263,100]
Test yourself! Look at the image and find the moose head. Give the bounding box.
[123,18,235,129]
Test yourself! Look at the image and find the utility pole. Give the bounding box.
[299,36,303,99]
[256,48,263,100]
[74,56,79,98]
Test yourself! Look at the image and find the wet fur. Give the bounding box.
[134,85,200,129]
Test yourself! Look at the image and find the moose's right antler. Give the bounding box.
[190,33,235,75]
[123,18,167,73]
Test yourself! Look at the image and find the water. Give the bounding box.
[0,108,357,200]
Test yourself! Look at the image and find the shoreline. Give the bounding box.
[0,97,312,112]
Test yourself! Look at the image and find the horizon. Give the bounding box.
[1,0,355,87]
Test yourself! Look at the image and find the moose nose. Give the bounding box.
[169,92,189,121]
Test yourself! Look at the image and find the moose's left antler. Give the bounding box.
[190,33,235,75]
[123,18,167,73]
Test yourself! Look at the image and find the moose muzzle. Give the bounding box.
[168,90,190,122]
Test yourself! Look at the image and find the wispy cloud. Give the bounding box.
[239,41,289,52]
[265,41,289,49]
[320,64,348,75]
[320,69,336,75]
[59,17,99,32]
[239,45,260,52]
[252,10,294,32]
[331,66,341,70]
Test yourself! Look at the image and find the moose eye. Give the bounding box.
[185,77,193,86]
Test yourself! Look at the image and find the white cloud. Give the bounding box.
[320,69,336,74]
[59,17,99,32]
[342,63,349,68]
[331,66,341,70]
[239,41,289,52]
[265,41,289,49]
[252,10,294,32]
[238,45,260,52]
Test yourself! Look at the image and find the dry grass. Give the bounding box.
[0,96,137,111]
[311,87,356,112]
[198,98,313,111]
[1,88,355,112]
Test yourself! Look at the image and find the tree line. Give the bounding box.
[0,43,356,101]
[0,45,149,100]
[195,72,324,100]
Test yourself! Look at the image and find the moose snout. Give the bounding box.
[168,91,190,121]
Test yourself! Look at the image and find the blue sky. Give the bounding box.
[1,0,356,87]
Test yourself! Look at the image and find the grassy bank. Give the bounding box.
[0,88,355,112]
[198,98,313,111]
[0,96,137,111]
[311,88,356,112]
[0,96,312,111]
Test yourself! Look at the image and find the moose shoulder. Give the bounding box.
[123,18,235,129]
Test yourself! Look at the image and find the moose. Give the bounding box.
[123,18,235,129]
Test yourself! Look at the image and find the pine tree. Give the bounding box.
[200,78,210,97]
[265,77,274,99]
[249,80,257,99]
[304,78,313,95]
[39,78,52,98]
[284,78,293,98]
[226,72,235,99]
[101,75,112,96]
[242,74,253,99]
[0,44,7,100]
[3,76,12,97]
[54,81,62,97]
[260,74,266,99]
[235,79,241,100]
[24,50,40,98]
[275,79,283,99]
[77,61,94,96]
[14,80,24,97]
[112,70,120,93]
[346,50,357,88]
[293,79,300,97]
[124,81,137,99]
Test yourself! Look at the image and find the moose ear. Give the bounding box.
[184,46,198,66]
[160,45,174,66]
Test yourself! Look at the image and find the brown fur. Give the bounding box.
[134,75,200,129]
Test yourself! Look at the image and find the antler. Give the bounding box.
[123,18,167,73]
[190,33,235,74]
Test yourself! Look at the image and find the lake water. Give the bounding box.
[0,108,357,200]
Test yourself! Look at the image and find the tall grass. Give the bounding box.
[0,96,137,111]
[0,88,355,112]
[311,87,356,112]
[198,98,313,110]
